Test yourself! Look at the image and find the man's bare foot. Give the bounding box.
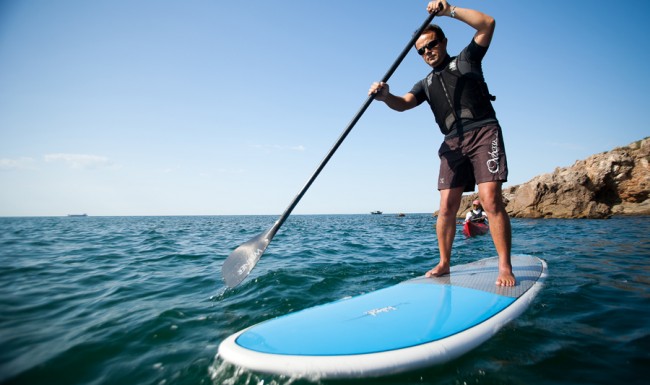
[496,269,516,286]
[425,262,450,278]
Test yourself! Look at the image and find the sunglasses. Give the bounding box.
[416,39,440,55]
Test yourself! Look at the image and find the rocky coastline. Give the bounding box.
[454,137,650,219]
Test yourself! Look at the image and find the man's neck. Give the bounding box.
[433,54,452,72]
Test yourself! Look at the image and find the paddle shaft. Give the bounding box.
[267,8,441,240]
[221,7,442,288]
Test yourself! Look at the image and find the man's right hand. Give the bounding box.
[368,81,389,101]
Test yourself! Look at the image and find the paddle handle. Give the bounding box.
[268,7,442,240]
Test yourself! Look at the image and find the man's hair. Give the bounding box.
[418,24,446,41]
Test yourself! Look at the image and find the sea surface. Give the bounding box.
[1,214,648,385]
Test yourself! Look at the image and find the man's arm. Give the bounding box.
[368,82,419,112]
[427,1,495,47]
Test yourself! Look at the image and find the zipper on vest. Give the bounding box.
[436,73,458,130]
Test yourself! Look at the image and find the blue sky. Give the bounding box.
[1,0,648,217]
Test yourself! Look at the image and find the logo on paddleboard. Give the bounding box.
[364,306,397,317]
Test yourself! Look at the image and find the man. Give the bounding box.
[465,200,488,223]
[368,0,515,286]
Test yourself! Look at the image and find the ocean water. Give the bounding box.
[0,214,648,385]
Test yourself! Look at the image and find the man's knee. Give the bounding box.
[438,205,459,218]
[439,189,463,217]
[478,182,505,213]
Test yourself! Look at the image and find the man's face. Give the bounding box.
[415,32,447,67]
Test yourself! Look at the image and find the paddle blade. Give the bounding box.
[222,231,270,288]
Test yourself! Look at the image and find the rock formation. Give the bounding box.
[454,137,650,219]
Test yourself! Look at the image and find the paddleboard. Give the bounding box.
[218,255,547,379]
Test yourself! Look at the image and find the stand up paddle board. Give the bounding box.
[218,255,547,379]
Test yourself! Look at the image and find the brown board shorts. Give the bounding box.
[437,124,508,192]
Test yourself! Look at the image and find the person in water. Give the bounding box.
[368,0,515,286]
[465,200,488,223]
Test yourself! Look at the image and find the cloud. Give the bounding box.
[216,168,245,174]
[44,153,114,169]
[160,166,181,173]
[0,157,37,170]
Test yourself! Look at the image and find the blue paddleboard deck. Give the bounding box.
[218,255,547,379]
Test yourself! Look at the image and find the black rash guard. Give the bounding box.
[410,39,497,137]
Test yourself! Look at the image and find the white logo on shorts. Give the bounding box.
[486,133,500,174]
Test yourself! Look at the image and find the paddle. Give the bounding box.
[222,6,443,288]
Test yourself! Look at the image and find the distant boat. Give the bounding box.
[371,211,383,215]
[67,214,88,217]
[397,213,405,217]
